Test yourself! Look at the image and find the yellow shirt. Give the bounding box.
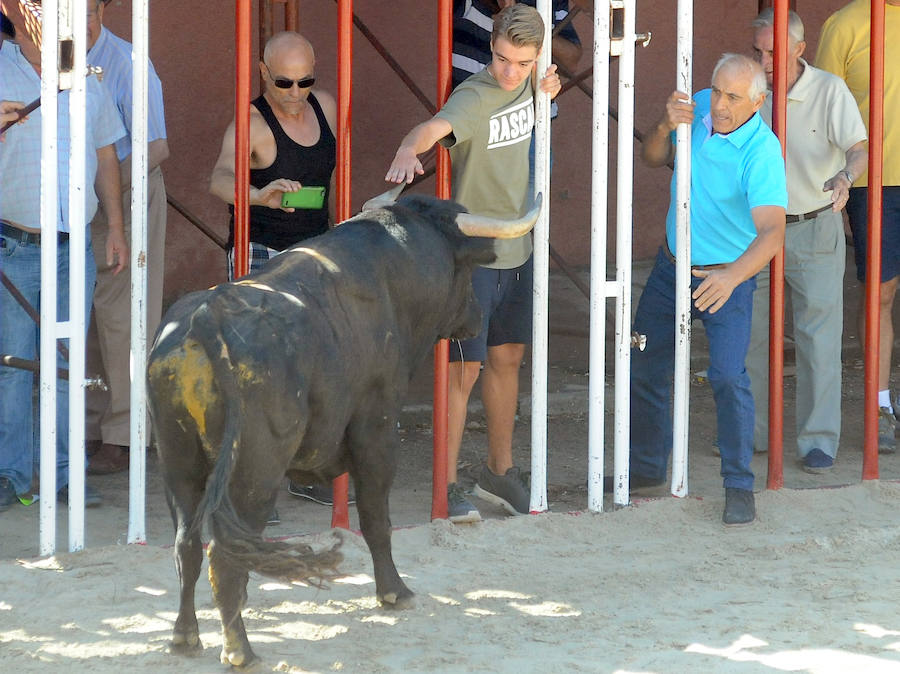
[815,0,900,186]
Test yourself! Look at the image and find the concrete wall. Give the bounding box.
[100,0,849,307]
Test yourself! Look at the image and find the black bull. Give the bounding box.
[147,194,521,667]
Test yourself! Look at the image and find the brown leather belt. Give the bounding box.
[663,242,727,270]
[785,204,832,223]
[0,220,69,246]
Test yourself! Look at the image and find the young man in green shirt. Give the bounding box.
[386,4,560,522]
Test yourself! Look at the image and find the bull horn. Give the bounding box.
[456,193,543,239]
[361,183,406,212]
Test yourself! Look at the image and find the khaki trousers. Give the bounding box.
[86,166,166,446]
[746,209,845,458]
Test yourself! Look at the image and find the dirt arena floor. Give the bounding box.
[3,256,900,673]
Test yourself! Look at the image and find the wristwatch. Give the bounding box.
[839,169,854,184]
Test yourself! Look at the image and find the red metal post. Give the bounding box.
[233,0,252,279]
[259,1,273,55]
[286,0,299,32]
[862,0,885,480]
[333,1,437,116]
[757,0,796,11]
[431,0,453,522]
[765,0,788,490]
[331,0,353,529]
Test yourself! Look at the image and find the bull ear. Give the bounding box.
[456,193,542,239]
[361,183,406,212]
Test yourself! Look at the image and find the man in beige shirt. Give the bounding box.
[747,8,867,472]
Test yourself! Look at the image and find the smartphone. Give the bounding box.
[281,186,326,209]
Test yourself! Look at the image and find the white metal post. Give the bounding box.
[671,0,693,498]
[612,0,636,508]
[66,0,89,552]
[128,0,150,544]
[39,0,62,557]
[529,0,552,514]
[38,0,90,555]
[587,0,611,513]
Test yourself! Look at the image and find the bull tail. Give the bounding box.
[187,300,343,586]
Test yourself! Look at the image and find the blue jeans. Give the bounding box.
[630,248,756,490]
[0,233,95,495]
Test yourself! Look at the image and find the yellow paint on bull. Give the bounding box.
[179,340,216,437]
[235,363,263,386]
[148,338,215,437]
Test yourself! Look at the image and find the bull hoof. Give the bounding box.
[168,631,202,656]
[220,646,258,668]
[168,641,203,657]
[378,588,415,610]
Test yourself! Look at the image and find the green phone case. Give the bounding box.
[281,186,326,209]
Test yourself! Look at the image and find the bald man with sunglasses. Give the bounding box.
[210,31,339,514]
[210,31,337,283]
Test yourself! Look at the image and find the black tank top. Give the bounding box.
[228,92,336,251]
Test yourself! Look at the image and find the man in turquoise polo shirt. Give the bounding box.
[623,53,787,525]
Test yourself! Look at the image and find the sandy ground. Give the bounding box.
[3,482,900,674]
[3,261,900,672]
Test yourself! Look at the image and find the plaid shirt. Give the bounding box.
[0,41,125,232]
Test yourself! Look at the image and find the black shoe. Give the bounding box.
[602,474,665,494]
[802,448,834,474]
[287,481,356,506]
[722,488,755,526]
[0,477,18,512]
[57,484,103,508]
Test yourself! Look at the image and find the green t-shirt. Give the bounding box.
[435,68,534,269]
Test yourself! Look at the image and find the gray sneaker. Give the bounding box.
[447,483,481,523]
[473,465,530,515]
[879,407,897,454]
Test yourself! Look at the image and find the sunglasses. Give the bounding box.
[263,64,315,90]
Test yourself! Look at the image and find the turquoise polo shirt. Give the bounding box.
[665,88,787,266]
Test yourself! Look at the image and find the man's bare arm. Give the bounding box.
[642,91,695,168]
[822,139,867,212]
[209,117,301,211]
[0,100,26,140]
[385,117,454,184]
[209,118,241,204]
[95,143,129,275]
